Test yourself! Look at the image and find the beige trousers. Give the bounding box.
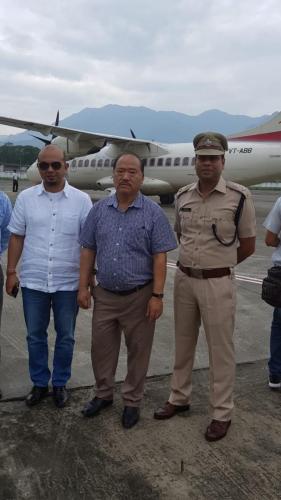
[169,269,236,421]
[91,283,155,407]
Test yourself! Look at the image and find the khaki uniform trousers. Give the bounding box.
[91,283,155,407]
[169,269,236,421]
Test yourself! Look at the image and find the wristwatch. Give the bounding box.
[152,292,164,298]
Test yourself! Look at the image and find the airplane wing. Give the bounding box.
[0,116,169,155]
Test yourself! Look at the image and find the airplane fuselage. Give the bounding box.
[27,140,281,195]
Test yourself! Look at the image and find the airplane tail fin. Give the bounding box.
[228,111,281,142]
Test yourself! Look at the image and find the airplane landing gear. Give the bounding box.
[159,193,175,205]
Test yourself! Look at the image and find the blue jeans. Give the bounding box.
[268,307,281,376]
[22,288,78,387]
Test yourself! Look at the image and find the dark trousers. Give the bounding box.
[269,307,281,376]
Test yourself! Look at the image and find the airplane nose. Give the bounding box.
[26,162,41,184]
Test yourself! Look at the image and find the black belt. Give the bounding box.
[101,280,152,296]
[178,262,230,279]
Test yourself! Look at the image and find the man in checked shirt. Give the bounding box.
[78,152,177,429]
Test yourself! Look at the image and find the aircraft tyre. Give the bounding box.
[160,193,175,205]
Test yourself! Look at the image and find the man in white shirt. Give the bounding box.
[6,145,92,408]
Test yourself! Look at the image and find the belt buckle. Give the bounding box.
[190,268,204,279]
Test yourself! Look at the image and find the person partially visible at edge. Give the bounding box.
[12,170,19,193]
[0,192,12,399]
[78,152,177,429]
[154,132,256,442]
[263,198,281,390]
[6,145,92,408]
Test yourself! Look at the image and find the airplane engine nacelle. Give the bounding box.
[51,137,106,160]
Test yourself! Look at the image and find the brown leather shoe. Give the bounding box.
[154,401,190,420]
[205,419,231,442]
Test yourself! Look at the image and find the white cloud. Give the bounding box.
[0,0,280,133]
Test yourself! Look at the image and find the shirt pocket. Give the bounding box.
[61,215,79,235]
[207,212,236,242]
[125,223,151,252]
[179,208,198,232]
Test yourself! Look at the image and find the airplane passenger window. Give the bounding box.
[183,157,189,166]
[143,159,147,167]
[191,157,195,166]
[165,158,172,166]
[78,159,83,168]
[157,158,163,166]
[149,158,155,166]
[104,159,110,167]
[174,157,180,166]
[97,159,103,167]
[91,159,96,167]
[72,159,76,168]
[84,159,89,167]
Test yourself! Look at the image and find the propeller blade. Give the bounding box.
[51,110,60,140]
[130,128,136,139]
[30,134,51,145]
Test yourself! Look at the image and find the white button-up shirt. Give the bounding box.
[8,181,93,292]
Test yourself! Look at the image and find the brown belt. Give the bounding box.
[178,262,230,279]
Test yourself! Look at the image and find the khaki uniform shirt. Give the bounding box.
[175,176,256,269]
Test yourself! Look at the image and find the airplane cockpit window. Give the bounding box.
[183,157,189,166]
[165,158,172,166]
[91,159,96,167]
[143,159,147,167]
[149,158,155,166]
[191,157,195,166]
[97,159,103,167]
[111,159,115,167]
[174,157,180,166]
[78,159,83,168]
[84,159,89,168]
[157,158,163,166]
[104,159,110,167]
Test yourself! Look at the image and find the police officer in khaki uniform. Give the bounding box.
[154,132,256,441]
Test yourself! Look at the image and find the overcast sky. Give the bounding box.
[0,0,280,134]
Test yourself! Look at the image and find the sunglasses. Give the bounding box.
[38,161,63,171]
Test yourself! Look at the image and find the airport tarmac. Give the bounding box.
[0,180,281,499]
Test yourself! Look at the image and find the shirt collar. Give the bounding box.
[106,191,143,209]
[192,175,226,195]
[38,179,69,197]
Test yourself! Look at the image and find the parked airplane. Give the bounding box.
[0,112,281,204]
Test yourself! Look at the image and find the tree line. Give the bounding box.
[0,143,40,168]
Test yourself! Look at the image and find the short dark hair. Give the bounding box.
[113,152,144,173]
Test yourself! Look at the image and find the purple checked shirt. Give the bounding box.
[80,192,177,291]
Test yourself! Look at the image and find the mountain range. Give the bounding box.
[0,104,277,147]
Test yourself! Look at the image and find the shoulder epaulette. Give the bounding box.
[225,180,250,198]
[175,183,195,199]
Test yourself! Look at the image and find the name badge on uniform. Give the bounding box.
[180,207,191,212]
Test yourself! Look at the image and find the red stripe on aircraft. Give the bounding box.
[229,131,281,142]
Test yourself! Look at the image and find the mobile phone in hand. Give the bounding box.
[11,284,19,298]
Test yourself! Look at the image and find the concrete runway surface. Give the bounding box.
[0,179,281,499]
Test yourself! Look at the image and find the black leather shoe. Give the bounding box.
[82,397,113,417]
[25,386,49,407]
[122,406,140,429]
[53,386,68,408]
